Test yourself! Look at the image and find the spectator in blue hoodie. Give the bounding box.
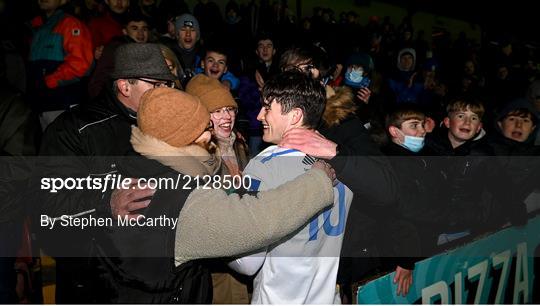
[195,44,240,91]
[387,48,426,105]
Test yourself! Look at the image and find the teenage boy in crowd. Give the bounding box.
[238,33,280,155]
[230,70,353,304]
[254,33,280,89]
[489,98,540,217]
[385,48,426,106]
[195,44,240,91]
[426,98,523,241]
[380,105,448,294]
[168,13,201,86]
[88,12,150,98]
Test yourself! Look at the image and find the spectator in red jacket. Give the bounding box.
[87,0,129,54]
[28,0,94,130]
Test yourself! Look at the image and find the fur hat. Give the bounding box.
[137,87,210,147]
[111,43,176,81]
[174,14,200,40]
[185,74,237,112]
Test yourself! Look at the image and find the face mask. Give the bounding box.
[397,129,425,152]
[402,135,425,152]
[345,68,364,83]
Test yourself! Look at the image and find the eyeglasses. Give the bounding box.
[136,78,175,88]
[211,107,238,119]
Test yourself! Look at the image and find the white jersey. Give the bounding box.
[230,146,353,304]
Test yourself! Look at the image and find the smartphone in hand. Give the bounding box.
[358,77,371,88]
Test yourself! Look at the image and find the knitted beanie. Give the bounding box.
[138,87,210,147]
[346,52,374,73]
[185,74,237,112]
[174,14,200,41]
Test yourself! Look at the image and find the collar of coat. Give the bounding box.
[130,126,221,177]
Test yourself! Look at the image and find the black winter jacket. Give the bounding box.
[320,88,400,282]
[381,142,449,255]
[95,157,212,303]
[34,90,212,303]
[427,130,525,232]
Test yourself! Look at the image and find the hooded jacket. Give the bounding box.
[387,48,425,105]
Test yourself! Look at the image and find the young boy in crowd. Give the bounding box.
[382,105,447,256]
[229,70,353,304]
[496,98,538,145]
[489,98,540,218]
[426,98,488,155]
[426,98,517,242]
[254,33,280,88]
[88,13,150,97]
[237,33,280,155]
[195,45,240,91]
[383,105,427,154]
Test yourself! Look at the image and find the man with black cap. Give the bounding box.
[36,43,177,303]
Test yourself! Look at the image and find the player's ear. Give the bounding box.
[290,108,304,126]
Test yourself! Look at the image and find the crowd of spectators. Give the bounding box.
[1,0,540,303]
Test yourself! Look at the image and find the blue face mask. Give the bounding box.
[402,135,425,152]
[397,128,425,152]
[345,68,364,84]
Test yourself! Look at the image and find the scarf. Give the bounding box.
[130,126,221,177]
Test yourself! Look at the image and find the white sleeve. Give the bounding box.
[228,250,267,276]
